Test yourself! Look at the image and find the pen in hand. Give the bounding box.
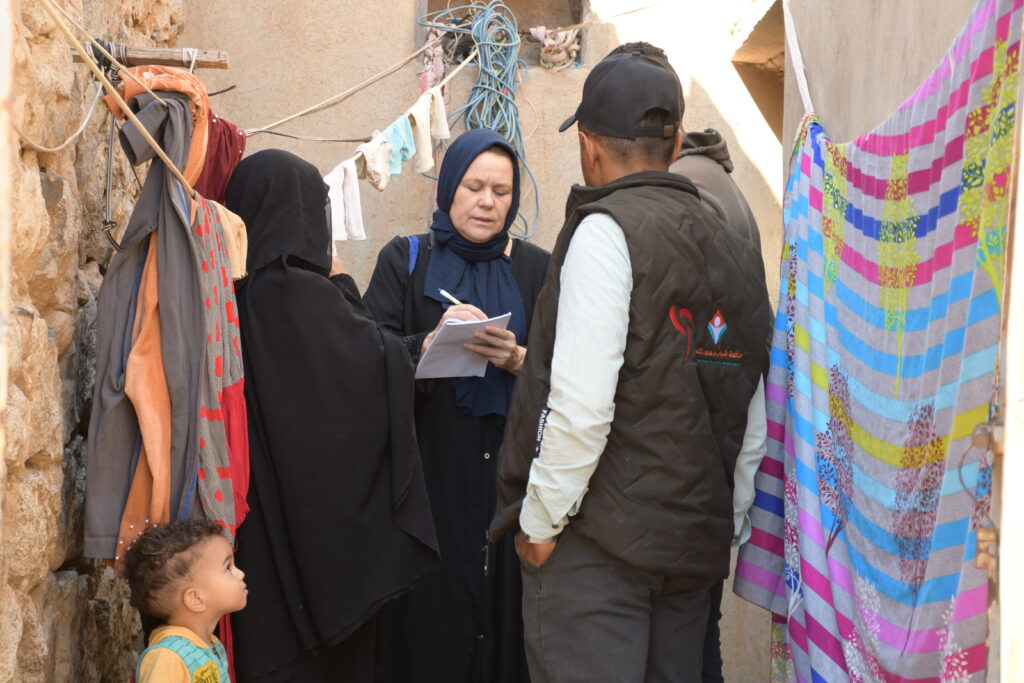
[438,289,464,306]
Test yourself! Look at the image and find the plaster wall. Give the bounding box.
[782,0,980,146]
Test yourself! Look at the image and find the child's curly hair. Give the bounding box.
[123,519,225,620]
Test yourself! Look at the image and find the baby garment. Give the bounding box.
[408,87,452,173]
[355,132,394,190]
[382,116,416,176]
[323,157,366,254]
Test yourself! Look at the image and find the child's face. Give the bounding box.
[190,535,248,615]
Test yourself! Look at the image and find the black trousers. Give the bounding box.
[519,527,711,683]
[701,579,725,683]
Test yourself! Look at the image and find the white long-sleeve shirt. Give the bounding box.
[519,212,767,546]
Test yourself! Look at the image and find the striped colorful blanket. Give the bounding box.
[733,1,1020,681]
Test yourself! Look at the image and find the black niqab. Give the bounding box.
[227,149,439,682]
[225,148,333,274]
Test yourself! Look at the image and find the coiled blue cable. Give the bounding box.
[420,1,540,239]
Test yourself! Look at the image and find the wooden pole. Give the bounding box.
[72,46,229,70]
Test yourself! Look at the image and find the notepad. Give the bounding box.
[415,312,512,379]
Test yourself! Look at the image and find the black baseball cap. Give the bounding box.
[559,52,682,139]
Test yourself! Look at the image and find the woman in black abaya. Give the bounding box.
[225,149,439,683]
[364,130,549,683]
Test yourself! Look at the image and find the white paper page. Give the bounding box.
[415,312,512,379]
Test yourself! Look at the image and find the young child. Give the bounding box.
[124,520,247,683]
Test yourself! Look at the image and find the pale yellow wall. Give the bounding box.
[179,0,436,286]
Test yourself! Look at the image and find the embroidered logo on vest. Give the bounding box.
[669,306,694,360]
[708,310,727,344]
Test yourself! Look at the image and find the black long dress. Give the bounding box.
[226,150,440,683]
[365,234,549,683]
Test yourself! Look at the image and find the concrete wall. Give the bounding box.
[782,0,979,146]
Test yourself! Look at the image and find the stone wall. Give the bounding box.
[4,1,183,680]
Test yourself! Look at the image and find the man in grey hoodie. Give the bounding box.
[671,128,762,253]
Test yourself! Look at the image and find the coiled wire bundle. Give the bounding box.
[420,1,540,238]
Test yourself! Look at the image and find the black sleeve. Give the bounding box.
[329,273,374,319]
[511,240,552,336]
[363,236,429,362]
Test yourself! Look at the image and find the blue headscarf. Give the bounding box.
[423,129,525,418]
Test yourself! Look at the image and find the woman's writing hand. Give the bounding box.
[465,326,526,376]
[421,304,488,355]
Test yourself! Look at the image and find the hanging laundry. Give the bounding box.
[104,65,210,185]
[408,87,452,173]
[87,67,249,566]
[114,234,173,572]
[419,27,446,92]
[734,1,1020,681]
[193,198,249,539]
[323,157,366,251]
[355,131,394,190]
[426,87,451,141]
[383,115,416,176]
[88,85,203,561]
[210,200,249,280]
[194,112,247,204]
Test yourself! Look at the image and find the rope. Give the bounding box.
[246,33,445,137]
[14,81,104,153]
[420,1,539,238]
[258,130,372,143]
[782,0,813,113]
[37,0,196,198]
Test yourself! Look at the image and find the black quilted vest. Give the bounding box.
[490,171,770,579]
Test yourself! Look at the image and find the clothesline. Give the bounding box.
[245,33,446,137]
[251,45,479,148]
[31,0,511,243]
[323,46,480,247]
[353,45,479,158]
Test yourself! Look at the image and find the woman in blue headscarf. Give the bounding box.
[364,129,549,683]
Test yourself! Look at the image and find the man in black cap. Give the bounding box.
[606,41,770,683]
[490,52,770,682]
